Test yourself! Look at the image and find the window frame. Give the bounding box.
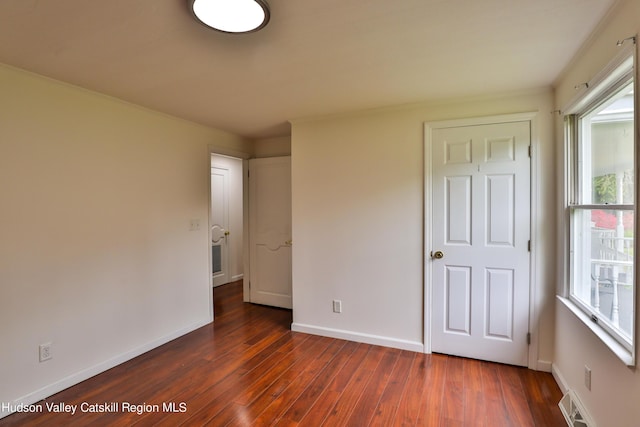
[563,42,637,366]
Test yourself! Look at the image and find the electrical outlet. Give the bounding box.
[189,219,201,231]
[584,365,591,390]
[332,300,342,313]
[39,343,52,362]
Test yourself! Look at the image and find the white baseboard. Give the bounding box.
[1,318,212,420]
[536,359,553,373]
[291,323,424,353]
[551,363,569,394]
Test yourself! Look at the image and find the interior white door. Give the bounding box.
[211,166,230,287]
[249,157,292,309]
[430,121,531,366]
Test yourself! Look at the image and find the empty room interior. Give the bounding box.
[1,0,640,425]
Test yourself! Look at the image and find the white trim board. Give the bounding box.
[552,363,570,394]
[291,323,424,353]
[426,112,539,129]
[537,360,553,373]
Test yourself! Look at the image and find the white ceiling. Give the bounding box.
[0,0,616,139]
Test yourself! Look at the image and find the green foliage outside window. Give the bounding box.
[593,171,634,204]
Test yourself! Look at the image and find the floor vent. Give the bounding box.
[559,390,595,427]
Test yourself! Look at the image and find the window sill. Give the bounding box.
[557,295,635,366]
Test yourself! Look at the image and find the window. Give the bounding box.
[566,48,636,361]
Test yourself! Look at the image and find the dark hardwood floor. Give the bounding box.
[1,281,565,426]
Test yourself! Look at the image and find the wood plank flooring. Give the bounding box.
[0,281,566,426]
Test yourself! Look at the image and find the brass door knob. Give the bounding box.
[432,250,444,259]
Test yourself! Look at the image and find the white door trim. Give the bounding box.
[208,145,252,321]
[211,165,230,287]
[424,112,541,370]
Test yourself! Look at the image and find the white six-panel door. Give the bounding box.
[249,157,292,309]
[430,121,531,366]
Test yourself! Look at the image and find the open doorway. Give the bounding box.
[208,136,292,312]
[211,154,244,287]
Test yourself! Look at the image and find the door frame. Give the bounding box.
[210,164,231,287]
[208,145,251,322]
[424,112,540,370]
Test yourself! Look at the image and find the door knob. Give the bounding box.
[432,250,444,259]
[224,231,230,236]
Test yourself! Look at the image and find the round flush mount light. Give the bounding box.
[190,0,270,34]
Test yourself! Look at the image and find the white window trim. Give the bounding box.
[557,295,634,365]
[561,40,637,366]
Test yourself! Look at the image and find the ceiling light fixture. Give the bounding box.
[190,0,270,34]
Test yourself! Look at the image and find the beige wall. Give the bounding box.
[553,0,640,425]
[0,64,251,415]
[291,89,556,365]
[253,136,291,158]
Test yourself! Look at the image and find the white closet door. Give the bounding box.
[431,121,531,366]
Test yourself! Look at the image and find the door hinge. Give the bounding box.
[527,332,531,345]
[528,146,532,157]
[528,240,531,252]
